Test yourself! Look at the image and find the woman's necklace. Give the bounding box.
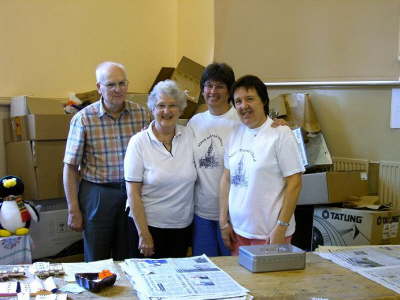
[153,125,175,152]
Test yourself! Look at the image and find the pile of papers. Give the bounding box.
[120,255,250,300]
[316,245,400,293]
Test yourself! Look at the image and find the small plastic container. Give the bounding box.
[75,272,117,293]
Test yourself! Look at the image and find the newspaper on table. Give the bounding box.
[120,254,250,300]
[315,245,400,293]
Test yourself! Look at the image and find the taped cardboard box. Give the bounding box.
[30,208,82,259]
[313,207,400,247]
[10,96,65,117]
[8,96,71,142]
[298,172,369,205]
[3,118,12,144]
[8,114,72,142]
[6,141,66,200]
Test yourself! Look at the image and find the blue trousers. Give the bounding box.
[79,180,130,262]
[192,214,231,257]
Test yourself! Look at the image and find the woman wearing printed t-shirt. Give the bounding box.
[219,75,305,255]
[124,80,196,258]
[188,63,287,257]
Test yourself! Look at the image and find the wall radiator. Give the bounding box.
[331,157,369,172]
[379,161,400,208]
[332,157,400,208]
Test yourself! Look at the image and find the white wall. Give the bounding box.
[0,0,178,97]
[177,0,214,66]
[214,0,400,81]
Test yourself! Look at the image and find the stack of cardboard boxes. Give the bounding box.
[293,170,400,250]
[268,93,400,250]
[4,96,71,200]
[4,96,82,259]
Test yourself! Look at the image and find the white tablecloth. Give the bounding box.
[0,235,32,264]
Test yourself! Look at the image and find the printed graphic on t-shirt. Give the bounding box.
[231,156,248,187]
[198,135,223,169]
[199,140,219,168]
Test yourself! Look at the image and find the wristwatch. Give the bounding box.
[277,220,290,227]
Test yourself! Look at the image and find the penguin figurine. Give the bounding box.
[0,175,39,237]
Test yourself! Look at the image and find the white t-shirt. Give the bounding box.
[124,121,197,228]
[188,107,240,220]
[224,118,305,239]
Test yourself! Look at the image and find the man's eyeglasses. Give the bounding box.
[100,80,129,90]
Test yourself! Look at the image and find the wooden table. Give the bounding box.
[68,253,400,300]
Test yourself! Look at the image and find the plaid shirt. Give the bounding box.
[64,99,152,183]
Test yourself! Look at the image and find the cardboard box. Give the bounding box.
[75,90,99,103]
[171,57,206,119]
[171,57,204,104]
[127,93,148,108]
[30,209,82,259]
[7,96,71,142]
[143,57,206,120]
[8,114,72,141]
[6,141,66,200]
[313,207,400,247]
[10,96,65,117]
[149,67,175,92]
[3,118,12,144]
[298,172,369,205]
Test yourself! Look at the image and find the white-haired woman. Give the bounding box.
[124,80,196,258]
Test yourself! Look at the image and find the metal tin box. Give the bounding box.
[238,244,306,273]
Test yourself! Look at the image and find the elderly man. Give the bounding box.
[63,61,151,261]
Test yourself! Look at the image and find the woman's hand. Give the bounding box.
[269,225,288,245]
[220,223,236,250]
[271,118,288,128]
[139,232,154,257]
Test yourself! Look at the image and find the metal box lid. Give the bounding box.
[239,244,305,258]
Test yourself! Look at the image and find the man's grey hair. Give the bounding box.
[148,80,187,111]
[95,61,127,83]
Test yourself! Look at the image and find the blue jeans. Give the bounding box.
[192,215,231,257]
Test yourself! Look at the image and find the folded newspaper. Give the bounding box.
[316,245,400,294]
[120,255,250,300]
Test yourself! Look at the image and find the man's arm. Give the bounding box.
[63,163,83,232]
[270,173,302,244]
[219,168,236,250]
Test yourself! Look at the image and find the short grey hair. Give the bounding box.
[95,61,127,83]
[148,80,187,111]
